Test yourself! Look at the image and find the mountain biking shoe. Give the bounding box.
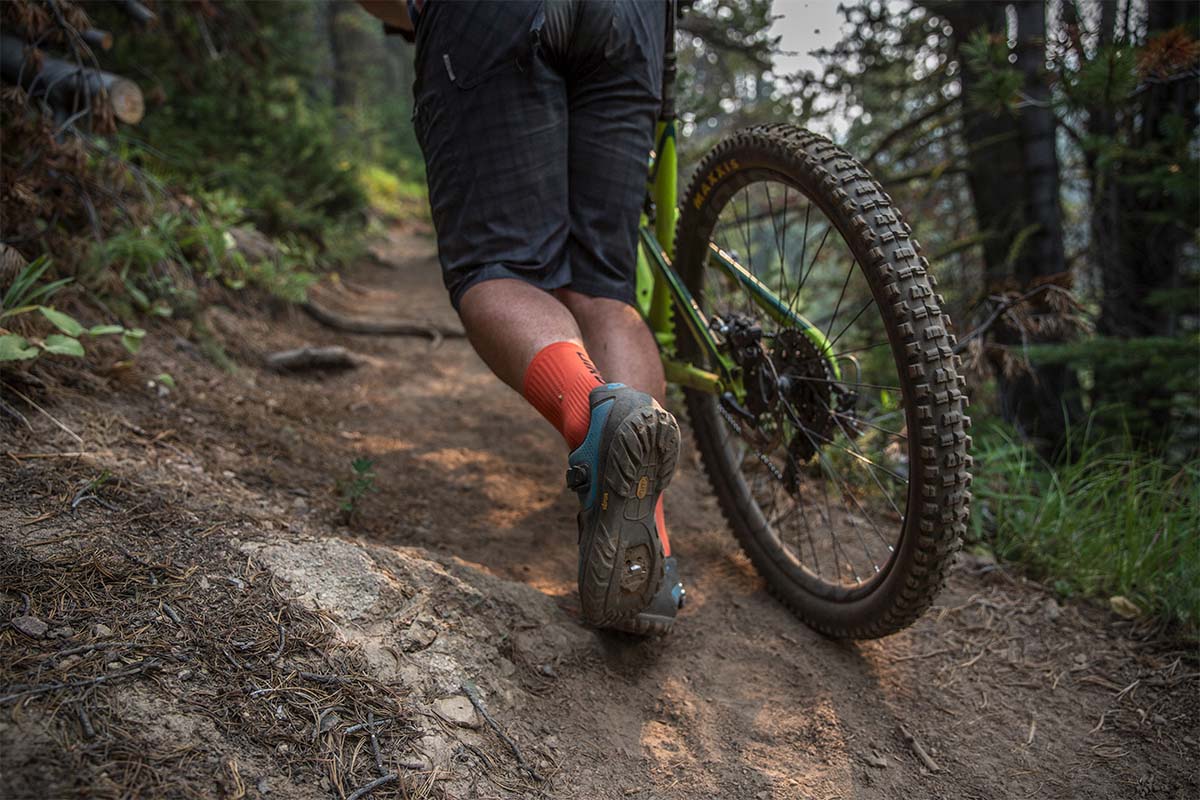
[566,384,680,631]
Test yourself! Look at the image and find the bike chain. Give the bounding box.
[718,403,787,484]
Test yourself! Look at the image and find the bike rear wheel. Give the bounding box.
[675,124,972,639]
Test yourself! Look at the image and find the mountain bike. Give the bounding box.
[638,4,972,639]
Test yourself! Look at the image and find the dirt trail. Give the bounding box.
[2,230,1196,800]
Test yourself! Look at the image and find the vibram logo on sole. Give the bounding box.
[601,492,609,510]
[636,476,649,499]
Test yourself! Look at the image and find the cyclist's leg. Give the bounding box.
[459,281,583,393]
[559,0,666,400]
[413,1,603,438]
[560,1,676,563]
[555,289,665,403]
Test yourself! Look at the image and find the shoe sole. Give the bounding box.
[578,404,680,628]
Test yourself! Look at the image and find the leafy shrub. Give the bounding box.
[0,257,143,363]
[94,1,367,246]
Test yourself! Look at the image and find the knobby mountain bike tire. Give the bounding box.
[675,123,972,639]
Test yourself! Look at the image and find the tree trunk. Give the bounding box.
[1096,0,1199,340]
[1012,1,1066,286]
[328,0,357,114]
[927,0,1080,452]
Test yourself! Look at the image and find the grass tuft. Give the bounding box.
[971,419,1200,631]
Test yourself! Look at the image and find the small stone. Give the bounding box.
[107,661,124,671]
[538,663,558,679]
[12,615,48,638]
[93,623,113,637]
[1042,598,1061,621]
[178,669,194,681]
[276,743,290,754]
[401,615,438,652]
[198,576,211,591]
[318,711,340,733]
[864,753,889,769]
[256,777,270,795]
[433,696,481,729]
[59,655,81,670]
[1109,595,1140,619]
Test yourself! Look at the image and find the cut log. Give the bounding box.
[0,34,144,125]
[81,29,114,52]
[119,0,157,25]
[266,346,364,372]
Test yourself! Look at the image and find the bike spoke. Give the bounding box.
[823,260,856,342]
[832,340,891,359]
[699,174,914,592]
[791,375,903,394]
[830,409,907,440]
[828,296,875,351]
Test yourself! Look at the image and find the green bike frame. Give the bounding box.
[633,116,841,405]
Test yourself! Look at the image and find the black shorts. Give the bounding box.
[411,0,665,310]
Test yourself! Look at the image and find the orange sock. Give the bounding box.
[655,495,671,557]
[522,341,605,449]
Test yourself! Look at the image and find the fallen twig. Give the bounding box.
[899,724,941,773]
[367,711,386,777]
[461,680,544,782]
[890,648,952,663]
[0,659,160,705]
[302,301,465,340]
[76,704,96,738]
[0,382,83,443]
[265,345,365,372]
[268,622,286,664]
[345,773,397,800]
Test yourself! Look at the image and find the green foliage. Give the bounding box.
[96,1,367,246]
[0,257,142,363]
[1032,335,1200,453]
[1,256,73,312]
[89,189,320,313]
[337,457,378,523]
[1071,45,1139,110]
[971,420,1200,630]
[358,164,429,222]
[960,29,1024,111]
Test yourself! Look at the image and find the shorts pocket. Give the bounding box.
[423,1,541,91]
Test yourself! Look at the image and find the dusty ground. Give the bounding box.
[2,228,1197,799]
